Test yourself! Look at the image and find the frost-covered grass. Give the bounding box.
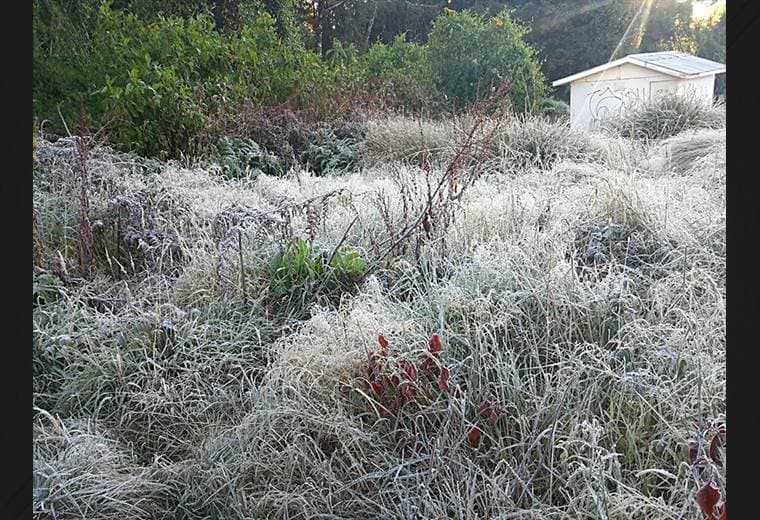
[33,115,725,519]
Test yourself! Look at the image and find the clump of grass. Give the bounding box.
[33,413,169,519]
[491,115,602,171]
[604,93,725,141]
[362,115,457,164]
[648,127,726,175]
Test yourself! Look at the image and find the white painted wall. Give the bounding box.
[568,63,718,130]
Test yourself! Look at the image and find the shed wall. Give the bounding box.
[568,63,716,130]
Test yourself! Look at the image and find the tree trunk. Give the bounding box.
[364,2,378,50]
[316,1,325,56]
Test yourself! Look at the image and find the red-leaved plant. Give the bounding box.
[361,334,452,419]
[468,396,508,448]
[688,421,726,519]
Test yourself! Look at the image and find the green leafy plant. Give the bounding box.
[269,239,366,307]
[427,9,548,111]
[215,136,284,179]
[33,271,63,306]
[301,130,361,176]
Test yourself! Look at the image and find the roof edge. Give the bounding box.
[552,57,629,87]
[552,55,725,87]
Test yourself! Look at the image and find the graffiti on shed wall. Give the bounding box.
[587,86,648,126]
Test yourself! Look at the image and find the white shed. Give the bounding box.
[552,51,725,130]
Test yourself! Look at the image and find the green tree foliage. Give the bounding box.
[33,0,332,158]
[427,8,547,111]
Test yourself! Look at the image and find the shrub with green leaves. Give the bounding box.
[215,137,284,179]
[33,2,334,159]
[427,9,548,111]
[301,130,362,176]
[538,98,570,120]
[270,239,366,309]
[361,34,443,113]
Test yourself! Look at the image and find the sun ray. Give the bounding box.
[609,0,654,62]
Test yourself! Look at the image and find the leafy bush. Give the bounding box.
[538,98,570,120]
[215,137,284,179]
[427,9,548,111]
[270,239,366,308]
[301,130,362,176]
[360,34,444,114]
[33,2,335,159]
[603,92,726,141]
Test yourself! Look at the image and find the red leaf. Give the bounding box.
[438,366,450,391]
[695,482,722,519]
[407,363,417,381]
[468,424,481,448]
[399,358,417,381]
[421,357,435,377]
[400,382,416,401]
[378,335,389,349]
[429,334,442,355]
[371,378,385,396]
[479,398,494,417]
[709,427,726,467]
[488,409,499,426]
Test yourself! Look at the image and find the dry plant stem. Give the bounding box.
[238,228,247,304]
[371,94,506,271]
[33,204,46,268]
[74,136,94,279]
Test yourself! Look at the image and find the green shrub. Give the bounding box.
[603,92,726,141]
[539,98,570,120]
[270,239,366,308]
[215,137,284,179]
[33,2,334,159]
[301,130,362,176]
[361,34,443,113]
[427,9,548,111]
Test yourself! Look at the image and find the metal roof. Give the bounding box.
[552,51,725,87]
